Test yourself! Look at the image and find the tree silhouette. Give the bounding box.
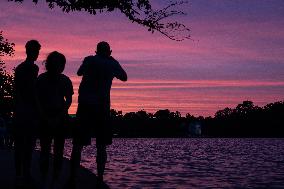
[8,0,191,41]
[235,100,258,115]
[0,31,15,118]
[154,109,171,119]
[215,107,233,119]
[0,31,14,57]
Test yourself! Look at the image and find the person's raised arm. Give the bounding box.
[111,57,127,81]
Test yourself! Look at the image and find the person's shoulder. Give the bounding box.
[36,73,47,88]
[59,74,70,80]
[84,55,96,62]
[17,61,25,67]
[60,74,72,83]
[18,62,38,71]
[28,63,39,73]
[59,74,73,92]
[15,62,26,71]
[38,72,47,78]
[109,56,119,64]
[37,72,48,81]
[108,56,120,68]
[97,55,118,65]
[31,63,39,70]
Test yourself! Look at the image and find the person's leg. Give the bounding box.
[14,135,24,177]
[96,144,107,180]
[23,136,35,179]
[8,134,14,148]
[0,134,4,148]
[39,136,52,176]
[70,143,83,179]
[68,104,88,181]
[53,136,65,178]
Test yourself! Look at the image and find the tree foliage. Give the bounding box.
[0,31,15,118]
[8,0,191,41]
[0,31,14,57]
[104,101,284,137]
[203,100,284,137]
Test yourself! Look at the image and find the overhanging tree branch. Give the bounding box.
[8,0,191,41]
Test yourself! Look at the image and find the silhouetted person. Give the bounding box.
[36,51,73,180]
[69,41,127,184]
[13,40,41,186]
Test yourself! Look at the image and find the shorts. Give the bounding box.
[13,105,39,137]
[39,110,68,138]
[72,103,112,146]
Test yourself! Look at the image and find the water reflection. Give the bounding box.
[63,138,284,189]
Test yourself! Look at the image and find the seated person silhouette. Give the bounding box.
[69,41,127,184]
[13,40,41,187]
[36,51,73,179]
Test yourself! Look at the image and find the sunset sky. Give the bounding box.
[1,0,284,116]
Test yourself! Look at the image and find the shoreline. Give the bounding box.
[0,148,110,189]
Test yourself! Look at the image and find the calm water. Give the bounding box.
[63,138,284,189]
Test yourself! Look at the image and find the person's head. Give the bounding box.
[25,40,41,61]
[96,41,112,57]
[45,51,66,75]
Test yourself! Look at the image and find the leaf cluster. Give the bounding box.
[0,31,15,118]
[0,31,15,57]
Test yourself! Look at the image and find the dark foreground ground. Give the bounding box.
[0,148,110,189]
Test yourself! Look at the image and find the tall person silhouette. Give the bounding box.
[13,40,41,187]
[36,51,73,180]
[69,41,127,184]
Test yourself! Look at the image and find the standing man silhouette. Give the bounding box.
[70,41,127,184]
[13,40,41,186]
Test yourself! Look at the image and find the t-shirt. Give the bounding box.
[77,55,125,109]
[14,61,39,133]
[36,72,74,114]
[14,61,39,108]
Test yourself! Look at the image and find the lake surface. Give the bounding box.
[63,138,284,189]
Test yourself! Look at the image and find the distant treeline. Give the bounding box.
[204,101,284,137]
[1,100,283,138]
[103,100,284,137]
